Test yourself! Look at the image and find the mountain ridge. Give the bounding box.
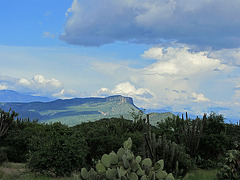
[0,90,173,126]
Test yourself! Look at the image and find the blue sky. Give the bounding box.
[1,0,240,122]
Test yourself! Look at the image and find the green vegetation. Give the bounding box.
[0,96,173,126]
[216,149,240,179]
[183,169,218,180]
[79,138,174,179]
[0,108,239,179]
[27,123,88,177]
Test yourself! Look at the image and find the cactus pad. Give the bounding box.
[81,168,88,179]
[109,151,118,165]
[101,154,111,168]
[123,137,132,150]
[166,173,175,180]
[142,158,152,168]
[156,170,168,179]
[128,172,138,180]
[96,162,106,174]
[154,159,164,171]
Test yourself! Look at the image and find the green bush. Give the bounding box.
[73,118,142,167]
[0,118,39,163]
[216,149,240,180]
[27,122,88,177]
[195,156,219,169]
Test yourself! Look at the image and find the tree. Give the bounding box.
[27,122,88,177]
[0,109,18,139]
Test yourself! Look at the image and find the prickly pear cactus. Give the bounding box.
[80,137,175,180]
[217,149,240,180]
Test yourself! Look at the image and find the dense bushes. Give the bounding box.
[73,118,143,166]
[156,112,239,170]
[27,123,88,177]
[0,118,39,162]
[0,110,240,178]
[198,113,230,161]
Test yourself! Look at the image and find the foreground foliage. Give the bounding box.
[80,137,174,180]
[216,149,240,180]
[157,112,240,169]
[0,108,240,178]
[0,162,219,180]
[182,169,217,180]
[27,123,88,177]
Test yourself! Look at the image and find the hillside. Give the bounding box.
[0,94,173,126]
[0,95,135,126]
[147,112,174,126]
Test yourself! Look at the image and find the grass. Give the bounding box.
[0,162,81,180]
[1,162,218,180]
[182,169,218,180]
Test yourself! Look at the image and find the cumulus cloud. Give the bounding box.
[0,74,75,99]
[191,92,210,102]
[97,82,155,102]
[61,0,240,49]
[97,87,112,96]
[142,44,228,76]
[92,44,240,120]
[18,75,63,94]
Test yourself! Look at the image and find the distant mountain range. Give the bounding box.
[0,90,173,126]
[0,90,52,102]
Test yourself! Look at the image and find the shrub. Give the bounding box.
[73,118,143,167]
[0,118,39,163]
[27,122,88,177]
[195,156,219,169]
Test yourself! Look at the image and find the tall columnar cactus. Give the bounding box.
[80,137,175,180]
[141,114,193,178]
[181,112,206,157]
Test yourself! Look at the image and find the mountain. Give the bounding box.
[0,90,52,102]
[0,95,135,126]
[0,93,173,126]
[147,112,174,126]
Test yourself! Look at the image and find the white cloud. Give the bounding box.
[0,84,7,90]
[97,82,155,102]
[18,75,63,92]
[209,48,240,66]
[191,92,210,102]
[52,89,76,99]
[18,78,31,86]
[61,0,240,49]
[112,82,154,98]
[142,45,227,76]
[97,87,112,96]
[92,44,240,121]
[1,74,75,99]
[33,75,62,88]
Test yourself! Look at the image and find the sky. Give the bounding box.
[0,0,240,122]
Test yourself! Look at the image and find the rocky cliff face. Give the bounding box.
[106,95,134,104]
